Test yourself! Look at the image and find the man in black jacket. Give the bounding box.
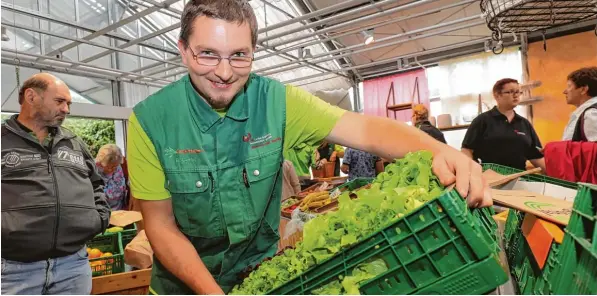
[1,73,111,294]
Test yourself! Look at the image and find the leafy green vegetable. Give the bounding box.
[230,151,443,295]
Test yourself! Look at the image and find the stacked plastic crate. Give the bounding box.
[483,164,596,295]
[267,190,508,295]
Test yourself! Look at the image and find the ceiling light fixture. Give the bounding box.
[361,29,374,45]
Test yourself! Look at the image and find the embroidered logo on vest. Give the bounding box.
[248,133,281,149]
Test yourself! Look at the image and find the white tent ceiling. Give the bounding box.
[1,0,595,111]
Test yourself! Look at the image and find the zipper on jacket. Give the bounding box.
[47,137,61,252]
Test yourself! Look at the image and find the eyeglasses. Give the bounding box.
[188,47,253,68]
[501,90,523,96]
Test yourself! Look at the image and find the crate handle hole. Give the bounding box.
[378,283,385,292]
[407,246,412,254]
[393,275,401,283]
[384,278,393,288]
[432,231,439,240]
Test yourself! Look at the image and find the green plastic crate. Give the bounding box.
[268,190,507,295]
[533,242,560,295]
[503,208,564,295]
[120,223,138,248]
[552,183,597,295]
[481,163,577,189]
[95,223,138,250]
[87,233,125,277]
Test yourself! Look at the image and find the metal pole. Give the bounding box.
[257,43,351,79]
[255,0,475,60]
[119,55,180,76]
[1,56,168,88]
[259,0,400,43]
[40,0,180,61]
[359,50,477,79]
[259,0,438,50]
[80,23,179,63]
[2,49,172,84]
[257,0,371,34]
[128,0,183,17]
[1,2,178,55]
[2,22,186,68]
[279,37,490,85]
[352,81,361,112]
[259,17,484,76]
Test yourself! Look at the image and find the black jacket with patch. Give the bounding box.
[1,115,111,262]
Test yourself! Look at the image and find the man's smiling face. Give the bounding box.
[178,16,254,109]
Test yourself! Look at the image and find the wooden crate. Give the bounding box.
[91,268,151,295]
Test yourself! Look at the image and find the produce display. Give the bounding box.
[281,198,299,209]
[230,151,443,295]
[299,191,332,211]
[87,247,114,270]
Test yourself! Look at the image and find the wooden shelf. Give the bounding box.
[387,103,412,111]
[520,81,542,90]
[519,96,544,105]
[439,124,471,132]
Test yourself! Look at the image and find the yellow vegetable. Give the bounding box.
[308,200,328,208]
[106,226,124,233]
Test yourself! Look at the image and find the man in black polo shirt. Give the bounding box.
[461,78,545,171]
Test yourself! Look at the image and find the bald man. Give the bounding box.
[1,73,111,295]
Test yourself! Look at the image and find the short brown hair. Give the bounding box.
[493,78,519,95]
[567,67,597,97]
[18,77,49,105]
[179,0,258,48]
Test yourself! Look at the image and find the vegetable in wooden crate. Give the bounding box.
[230,151,443,295]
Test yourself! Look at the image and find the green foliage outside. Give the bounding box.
[63,118,116,156]
[1,113,115,157]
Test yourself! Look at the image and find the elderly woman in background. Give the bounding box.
[96,144,128,211]
[412,104,446,144]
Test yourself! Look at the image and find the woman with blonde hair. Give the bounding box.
[412,104,446,144]
[95,144,128,210]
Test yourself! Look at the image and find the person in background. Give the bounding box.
[96,144,128,211]
[543,67,597,183]
[341,148,383,181]
[1,73,110,295]
[314,140,344,176]
[562,67,597,142]
[461,78,546,172]
[412,104,446,144]
[281,160,301,201]
[284,143,314,178]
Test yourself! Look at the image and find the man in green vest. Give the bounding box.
[126,0,492,294]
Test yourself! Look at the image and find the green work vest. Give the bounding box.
[134,74,286,294]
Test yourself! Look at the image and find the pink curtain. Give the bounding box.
[362,69,430,122]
